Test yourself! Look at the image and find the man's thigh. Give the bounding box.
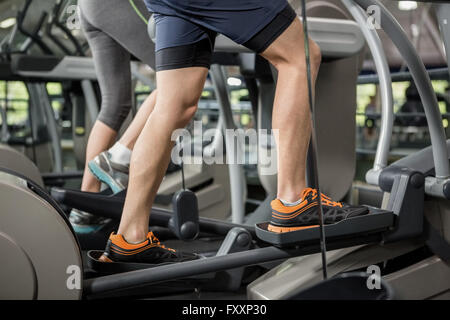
[152,13,214,106]
[156,67,209,107]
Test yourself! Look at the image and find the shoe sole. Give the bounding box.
[99,254,113,263]
[268,208,371,233]
[267,224,319,233]
[88,161,123,194]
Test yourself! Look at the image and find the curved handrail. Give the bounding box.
[342,0,394,185]
[352,0,450,179]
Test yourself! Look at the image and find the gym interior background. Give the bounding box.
[0,0,450,301]
[1,0,449,186]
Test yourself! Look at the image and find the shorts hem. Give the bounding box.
[155,36,209,53]
[155,37,214,71]
[156,63,211,72]
[242,4,297,53]
[234,3,291,45]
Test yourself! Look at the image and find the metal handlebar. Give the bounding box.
[45,0,73,55]
[16,0,54,55]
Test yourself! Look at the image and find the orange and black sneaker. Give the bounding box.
[268,188,369,233]
[99,232,198,264]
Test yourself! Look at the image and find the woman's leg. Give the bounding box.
[81,121,118,192]
[79,11,133,192]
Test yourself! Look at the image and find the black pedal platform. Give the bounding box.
[255,207,395,247]
[87,250,209,278]
[87,250,162,275]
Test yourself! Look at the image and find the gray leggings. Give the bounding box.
[79,0,155,131]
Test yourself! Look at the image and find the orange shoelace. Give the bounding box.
[302,188,343,208]
[148,232,176,252]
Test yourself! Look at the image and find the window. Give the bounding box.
[0,80,30,142]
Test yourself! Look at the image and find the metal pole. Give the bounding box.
[1,82,9,142]
[81,80,99,123]
[84,246,293,296]
[210,64,247,224]
[39,84,63,173]
[357,68,450,84]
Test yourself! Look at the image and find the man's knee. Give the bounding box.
[286,40,321,73]
[156,97,198,128]
[178,104,198,127]
[309,40,322,70]
[268,36,321,75]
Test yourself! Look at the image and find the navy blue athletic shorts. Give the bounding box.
[144,0,297,71]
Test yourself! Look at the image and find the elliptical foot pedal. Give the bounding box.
[255,207,395,247]
[87,250,168,275]
[87,250,204,275]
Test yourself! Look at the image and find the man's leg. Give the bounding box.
[263,17,369,233]
[260,17,321,203]
[74,93,156,227]
[117,67,208,243]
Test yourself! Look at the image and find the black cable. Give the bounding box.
[300,0,328,279]
[181,159,186,190]
[179,136,186,190]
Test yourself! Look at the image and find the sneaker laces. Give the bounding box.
[148,232,176,253]
[302,188,343,208]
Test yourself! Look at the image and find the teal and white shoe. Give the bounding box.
[88,151,129,194]
[69,209,110,234]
